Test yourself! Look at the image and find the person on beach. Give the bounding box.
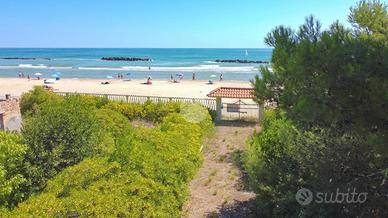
[170,74,173,81]
[18,72,22,78]
[220,73,223,81]
[21,72,25,78]
[27,74,30,81]
[145,76,152,85]
[192,72,196,80]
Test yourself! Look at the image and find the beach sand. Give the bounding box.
[0,77,251,98]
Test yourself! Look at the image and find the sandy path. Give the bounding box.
[183,122,259,218]
[0,77,250,99]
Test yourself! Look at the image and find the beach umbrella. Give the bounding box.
[34,72,42,76]
[106,75,113,79]
[210,74,217,78]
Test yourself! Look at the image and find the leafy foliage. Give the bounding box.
[19,86,62,116]
[102,100,181,123]
[247,1,388,217]
[7,113,212,217]
[0,132,27,209]
[1,87,214,216]
[21,95,103,193]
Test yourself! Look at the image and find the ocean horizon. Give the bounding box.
[0,48,272,81]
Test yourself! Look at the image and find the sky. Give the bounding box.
[0,0,358,48]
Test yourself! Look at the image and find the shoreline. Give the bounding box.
[0,77,251,98]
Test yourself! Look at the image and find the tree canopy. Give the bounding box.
[247,0,388,217]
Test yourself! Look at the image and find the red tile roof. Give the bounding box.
[207,87,255,99]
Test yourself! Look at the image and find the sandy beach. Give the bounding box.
[0,77,251,98]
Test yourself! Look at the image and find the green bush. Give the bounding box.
[8,112,213,217]
[4,87,214,216]
[244,109,388,217]
[243,110,306,217]
[0,132,27,209]
[102,100,181,123]
[19,86,62,116]
[142,100,181,122]
[95,108,131,139]
[21,95,103,193]
[102,101,144,121]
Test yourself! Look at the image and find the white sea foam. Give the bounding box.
[204,61,217,64]
[79,65,257,72]
[0,64,257,72]
[48,66,73,70]
[19,64,48,69]
[0,64,73,70]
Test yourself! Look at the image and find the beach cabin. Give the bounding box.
[207,87,263,121]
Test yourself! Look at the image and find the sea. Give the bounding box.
[0,48,272,81]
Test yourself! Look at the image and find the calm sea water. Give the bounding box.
[0,48,272,81]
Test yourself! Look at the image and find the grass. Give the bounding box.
[218,154,227,162]
[209,169,218,177]
[222,197,230,206]
[205,169,218,186]
[226,144,234,151]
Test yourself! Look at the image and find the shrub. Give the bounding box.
[244,109,388,217]
[142,100,181,122]
[102,100,181,123]
[95,108,131,139]
[102,101,143,120]
[243,110,306,217]
[21,95,103,193]
[9,112,213,217]
[6,88,214,216]
[19,86,62,116]
[0,132,27,209]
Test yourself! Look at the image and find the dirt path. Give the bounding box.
[183,121,259,218]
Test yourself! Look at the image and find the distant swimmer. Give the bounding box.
[192,72,196,80]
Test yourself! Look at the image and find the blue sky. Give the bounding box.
[0,0,357,48]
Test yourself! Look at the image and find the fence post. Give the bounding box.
[258,103,264,122]
[216,97,222,121]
